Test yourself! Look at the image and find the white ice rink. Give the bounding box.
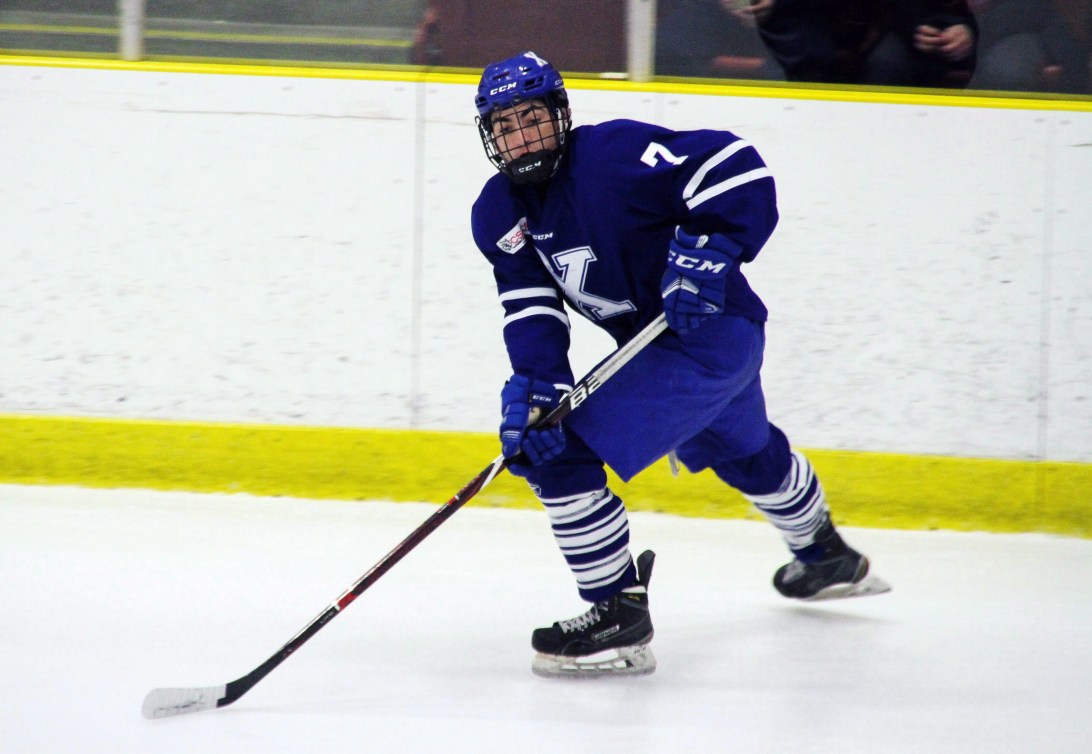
[2,483,1089,754]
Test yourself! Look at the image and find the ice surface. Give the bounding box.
[1,484,1089,753]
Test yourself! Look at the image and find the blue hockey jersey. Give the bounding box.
[471,118,778,391]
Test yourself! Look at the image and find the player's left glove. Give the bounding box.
[499,374,566,477]
[660,227,740,334]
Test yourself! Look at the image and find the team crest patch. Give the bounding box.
[496,218,529,254]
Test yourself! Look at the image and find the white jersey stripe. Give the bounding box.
[499,287,559,302]
[552,502,625,538]
[538,490,599,505]
[554,509,628,550]
[682,139,752,201]
[558,524,630,557]
[686,167,772,210]
[537,487,635,595]
[541,489,614,523]
[502,305,570,329]
[745,451,829,550]
[572,548,631,575]
[571,549,633,590]
[548,493,616,526]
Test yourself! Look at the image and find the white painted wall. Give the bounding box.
[1,64,1089,462]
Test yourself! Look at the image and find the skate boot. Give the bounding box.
[531,550,656,678]
[773,516,891,601]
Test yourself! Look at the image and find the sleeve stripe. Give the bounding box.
[682,139,752,201]
[502,305,571,329]
[686,167,772,210]
[498,286,558,303]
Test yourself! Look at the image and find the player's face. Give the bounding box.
[489,100,559,161]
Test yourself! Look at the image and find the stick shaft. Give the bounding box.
[144,314,668,717]
[218,454,508,708]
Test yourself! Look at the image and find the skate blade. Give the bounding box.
[532,643,657,678]
[803,573,892,602]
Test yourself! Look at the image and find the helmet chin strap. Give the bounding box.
[505,149,560,185]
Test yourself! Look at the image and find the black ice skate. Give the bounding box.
[774,517,891,601]
[531,550,656,678]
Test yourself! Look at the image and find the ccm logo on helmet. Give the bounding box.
[490,82,518,96]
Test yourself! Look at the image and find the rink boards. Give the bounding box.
[1,57,1089,537]
[3,414,1088,537]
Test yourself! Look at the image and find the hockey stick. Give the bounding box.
[142,313,668,719]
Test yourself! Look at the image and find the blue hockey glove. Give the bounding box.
[499,375,566,476]
[660,227,740,334]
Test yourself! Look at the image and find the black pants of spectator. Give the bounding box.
[860,32,972,88]
[970,33,1048,92]
[757,10,863,84]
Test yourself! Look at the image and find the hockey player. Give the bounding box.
[471,51,888,678]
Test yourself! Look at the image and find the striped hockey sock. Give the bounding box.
[539,487,635,602]
[744,450,830,557]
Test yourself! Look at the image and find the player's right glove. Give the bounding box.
[499,374,566,477]
[660,227,740,334]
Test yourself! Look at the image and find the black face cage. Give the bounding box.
[476,92,572,179]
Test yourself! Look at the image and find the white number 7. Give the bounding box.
[640,142,687,167]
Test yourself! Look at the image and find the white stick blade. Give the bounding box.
[141,685,227,719]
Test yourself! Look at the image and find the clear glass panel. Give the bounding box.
[649,0,1090,97]
[0,0,1088,97]
[417,0,629,74]
[139,1,429,66]
[0,1,431,67]
[0,1,119,58]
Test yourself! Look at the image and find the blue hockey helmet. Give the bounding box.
[475,51,571,184]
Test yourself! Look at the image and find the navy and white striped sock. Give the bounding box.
[539,487,635,601]
[744,450,829,554]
